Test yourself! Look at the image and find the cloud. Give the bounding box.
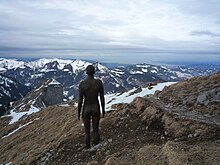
[190,30,220,37]
[0,0,220,63]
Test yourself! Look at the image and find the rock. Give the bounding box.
[162,140,220,165]
[148,86,153,90]
[197,94,207,104]
[87,160,99,165]
[183,99,188,105]
[111,103,128,111]
[129,87,142,96]
[134,97,148,112]
[140,106,160,122]
[169,122,182,131]
[154,90,161,97]
[188,134,193,138]
[104,157,119,165]
[136,145,166,165]
[162,114,174,127]
[193,129,204,137]
[216,91,220,100]
[63,64,73,72]
[162,141,187,165]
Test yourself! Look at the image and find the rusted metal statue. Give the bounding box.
[78,65,105,148]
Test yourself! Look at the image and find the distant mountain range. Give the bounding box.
[0,58,219,115]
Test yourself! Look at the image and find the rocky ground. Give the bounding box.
[157,72,220,115]
[0,72,220,165]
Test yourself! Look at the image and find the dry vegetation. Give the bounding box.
[158,72,220,115]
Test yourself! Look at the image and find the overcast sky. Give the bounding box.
[0,0,220,64]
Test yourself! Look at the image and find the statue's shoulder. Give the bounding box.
[95,79,103,84]
[79,80,86,87]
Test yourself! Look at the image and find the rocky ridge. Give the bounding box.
[157,72,220,116]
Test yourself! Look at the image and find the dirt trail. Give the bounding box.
[148,96,220,126]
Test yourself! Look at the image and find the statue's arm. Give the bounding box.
[99,80,105,118]
[78,83,83,120]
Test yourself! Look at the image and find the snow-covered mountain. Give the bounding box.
[0,74,30,116]
[0,58,218,101]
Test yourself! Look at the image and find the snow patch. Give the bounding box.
[105,82,176,111]
[142,68,148,72]
[130,70,143,74]
[161,66,168,70]
[25,82,31,86]
[0,58,26,70]
[63,90,68,96]
[97,63,108,73]
[48,79,61,85]
[136,64,150,68]
[3,162,12,165]
[59,103,69,107]
[68,95,74,100]
[111,70,124,75]
[151,70,157,73]
[2,118,40,139]
[70,59,91,73]
[7,105,40,124]
[31,73,44,79]
[152,66,159,71]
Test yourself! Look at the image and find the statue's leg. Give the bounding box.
[92,114,100,145]
[83,116,91,148]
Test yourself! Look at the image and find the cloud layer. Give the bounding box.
[0,0,220,63]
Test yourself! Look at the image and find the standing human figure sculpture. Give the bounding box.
[78,65,105,149]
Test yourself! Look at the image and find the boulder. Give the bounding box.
[197,94,207,104]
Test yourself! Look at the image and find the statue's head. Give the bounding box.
[86,65,95,75]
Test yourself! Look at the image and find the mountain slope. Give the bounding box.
[0,74,30,116]
[157,72,220,116]
[0,73,219,164]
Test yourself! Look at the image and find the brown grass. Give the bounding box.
[0,105,79,164]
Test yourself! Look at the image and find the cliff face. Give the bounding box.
[0,73,219,165]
